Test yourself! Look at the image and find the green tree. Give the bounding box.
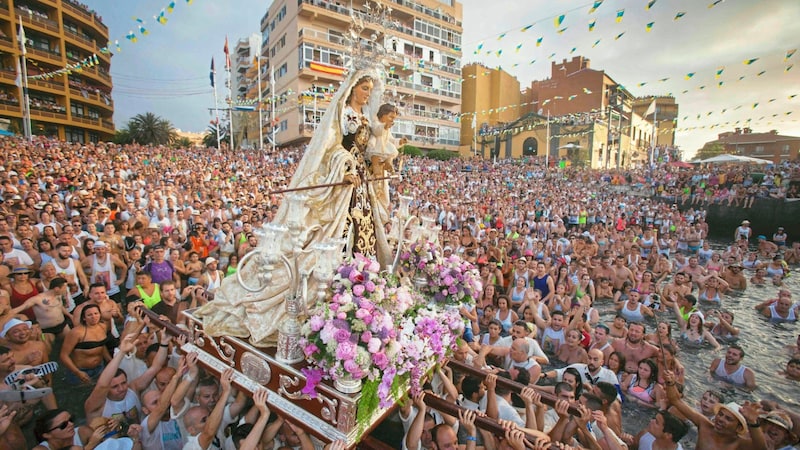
[173,136,193,149]
[400,144,422,157]
[427,149,459,161]
[125,112,176,145]
[113,128,132,145]
[693,141,725,161]
[202,123,229,148]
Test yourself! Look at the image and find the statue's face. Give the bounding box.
[350,79,373,106]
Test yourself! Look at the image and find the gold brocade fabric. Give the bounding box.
[343,120,377,257]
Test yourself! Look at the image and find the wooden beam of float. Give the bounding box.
[424,393,568,450]
[446,359,582,417]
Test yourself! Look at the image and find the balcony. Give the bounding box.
[387,78,460,100]
[64,27,95,50]
[71,114,99,126]
[29,78,63,91]
[298,27,345,47]
[30,107,67,119]
[0,35,13,50]
[27,46,63,63]
[16,8,61,33]
[69,87,113,108]
[101,119,114,130]
[0,102,20,113]
[61,0,107,34]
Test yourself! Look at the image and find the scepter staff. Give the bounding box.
[269,174,400,196]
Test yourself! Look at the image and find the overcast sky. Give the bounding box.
[83,0,800,158]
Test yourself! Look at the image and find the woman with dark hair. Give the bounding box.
[59,303,109,385]
[623,358,662,407]
[562,367,584,399]
[37,238,57,266]
[32,409,83,449]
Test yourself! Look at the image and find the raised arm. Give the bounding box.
[145,356,185,433]
[238,389,270,450]
[84,334,137,419]
[198,369,233,450]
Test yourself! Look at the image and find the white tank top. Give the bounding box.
[54,258,83,299]
[91,254,119,295]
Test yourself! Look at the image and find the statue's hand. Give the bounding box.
[344,173,360,188]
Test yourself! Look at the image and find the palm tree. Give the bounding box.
[202,122,229,149]
[125,112,176,145]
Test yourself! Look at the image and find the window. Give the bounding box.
[754,145,764,154]
[88,132,99,143]
[420,75,433,87]
[65,127,84,143]
[278,63,288,78]
[782,144,790,154]
[277,5,287,21]
[70,102,85,117]
[279,120,288,131]
[523,137,538,156]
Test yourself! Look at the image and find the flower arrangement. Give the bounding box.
[300,254,396,395]
[398,240,439,277]
[301,245,480,410]
[428,255,482,306]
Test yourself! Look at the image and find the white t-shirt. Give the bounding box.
[140,414,184,450]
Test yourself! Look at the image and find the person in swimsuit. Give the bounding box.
[59,304,110,385]
[622,358,662,408]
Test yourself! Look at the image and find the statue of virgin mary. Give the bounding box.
[195,63,393,346]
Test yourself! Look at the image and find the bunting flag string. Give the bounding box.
[588,1,603,14]
[28,0,195,80]
[645,22,654,32]
[674,11,686,20]
[588,19,596,31]
[646,0,657,10]
[615,9,625,22]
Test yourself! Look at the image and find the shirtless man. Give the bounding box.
[611,322,659,374]
[612,255,635,291]
[664,370,765,450]
[606,314,628,340]
[708,345,757,391]
[661,272,692,308]
[720,263,747,290]
[184,251,204,286]
[6,278,72,346]
[682,257,706,287]
[592,257,616,285]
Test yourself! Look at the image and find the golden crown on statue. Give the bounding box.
[344,0,395,71]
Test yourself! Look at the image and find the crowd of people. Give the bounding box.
[0,134,797,449]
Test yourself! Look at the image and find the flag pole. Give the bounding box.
[17,16,32,142]
[211,57,221,152]
[545,110,550,170]
[270,65,276,149]
[651,97,657,167]
[257,55,264,151]
[224,36,234,151]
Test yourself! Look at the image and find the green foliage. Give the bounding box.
[113,128,132,145]
[124,112,177,146]
[203,123,229,148]
[173,136,192,149]
[400,145,422,157]
[356,379,380,435]
[427,149,459,161]
[693,141,725,161]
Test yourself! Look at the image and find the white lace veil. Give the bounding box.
[271,65,385,229]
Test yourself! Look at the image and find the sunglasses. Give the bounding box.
[48,415,74,431]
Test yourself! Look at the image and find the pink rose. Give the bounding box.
[368,337,382,353]
[352,284,366,297]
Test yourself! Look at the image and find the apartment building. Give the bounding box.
[0,0,114,142]
[257,0,462,150]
